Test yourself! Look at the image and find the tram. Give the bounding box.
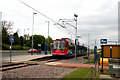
[52,38,87,57]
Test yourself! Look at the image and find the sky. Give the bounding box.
[0,0,119,49]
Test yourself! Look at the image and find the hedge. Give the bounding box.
[2,44,30,50]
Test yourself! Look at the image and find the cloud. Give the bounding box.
[0,0,119,48]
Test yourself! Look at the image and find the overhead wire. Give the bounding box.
[19,0,65,28]
[19,0,55,22]
[19,0,76,37]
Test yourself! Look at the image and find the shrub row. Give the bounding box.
[2,44,30,50]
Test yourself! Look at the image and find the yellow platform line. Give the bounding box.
[12,54,52,63]
[45,62,62,66]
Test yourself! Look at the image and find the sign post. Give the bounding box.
[10,36,14,63]
[38,44,41,54]
[44,43,47,55]
[100,39,107,73]
[94,46,97,76]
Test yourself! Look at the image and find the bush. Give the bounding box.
[12,45,22,50]
[2,44,31,50]
[25,46,31,50]
[84,58,94,64]
[2,44,10,50]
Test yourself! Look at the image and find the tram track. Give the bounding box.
[1,55,87,71]
[1,63,38,71]
[1,56,66,71]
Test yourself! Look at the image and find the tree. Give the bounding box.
[26,34,45,50]
[20,36,23,46]
[13,31,20,45]
[2,24,9,44]
[45,36,53,50]
[45,36,53,44]
[33,35,45,49]
[2,21,13,44]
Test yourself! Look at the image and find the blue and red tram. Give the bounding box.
[52,38,87,57]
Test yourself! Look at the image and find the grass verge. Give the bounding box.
[62,67,111,80]
[62,67,91,79]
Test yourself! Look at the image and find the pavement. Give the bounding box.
[99,75,112,79]
[55,63,109,70]
[57,63,95,68]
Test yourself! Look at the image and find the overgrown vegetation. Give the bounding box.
[84,58,94,64]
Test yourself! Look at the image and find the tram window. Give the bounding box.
[60,41,65,49]
[53,41,60,49]
[53,40,66,50]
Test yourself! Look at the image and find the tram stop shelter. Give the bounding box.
[100,45,120,76]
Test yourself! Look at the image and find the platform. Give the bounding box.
[56,63,109,70]
[3,54,52,64]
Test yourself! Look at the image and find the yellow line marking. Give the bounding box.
[12,54,52,63]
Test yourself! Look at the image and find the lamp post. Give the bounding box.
[0,12,2,21]
[88,33,90,59]
[31,12,37,55]
[0,12,2,64]
[46,21,49,54]
[0,12,2,32]
[74,14,78,61]
[0,12,2,34]
[23,28,29,50]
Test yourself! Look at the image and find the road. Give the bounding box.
[2,52,46,57]
[3,53,32,58]
[2,53,45,64]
